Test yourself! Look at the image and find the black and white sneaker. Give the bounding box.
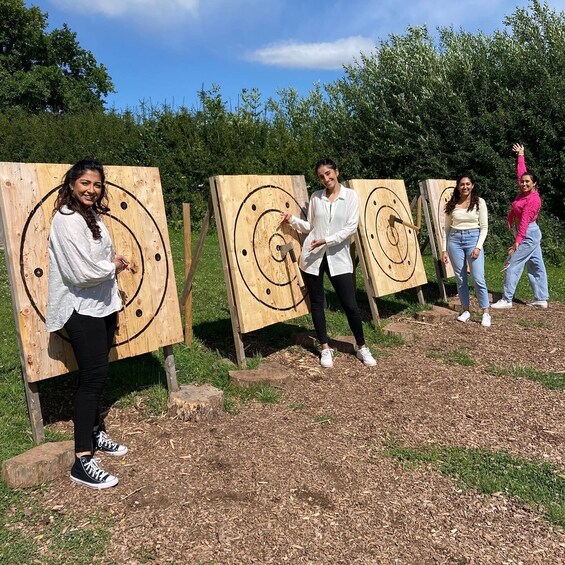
[70,456,118,489]
[93,430,128,457]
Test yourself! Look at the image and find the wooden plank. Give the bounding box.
[209,178,246,366]
[420,179,455,279]
[180,196,212,308]
[210,175,310,335]
[353,233,380,325]
[182,203,193,346]
[346,179,427,298]
[419,181,448,302]
[0,162,184,383]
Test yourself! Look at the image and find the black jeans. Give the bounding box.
[64,311,117,453]
[302,254,365,346]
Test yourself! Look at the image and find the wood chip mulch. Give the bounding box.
[30,302,565,563]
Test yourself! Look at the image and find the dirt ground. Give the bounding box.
[30,302,565,564]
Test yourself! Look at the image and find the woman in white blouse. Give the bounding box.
[441,173,491,327]
[280,158,376,368]
[46,159,129,489]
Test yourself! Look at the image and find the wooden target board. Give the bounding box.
[0,162,184,383]
[420,179,455,279]
[346,179,427,297]
[210,175,310,334]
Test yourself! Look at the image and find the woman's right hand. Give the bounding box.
[279,212,293,224]
[114,254,129,274]
[512,143,524,156]
[441,251,449,264]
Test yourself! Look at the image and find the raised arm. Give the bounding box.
[512,143,527,185]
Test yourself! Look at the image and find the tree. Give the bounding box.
[0,0,114,112]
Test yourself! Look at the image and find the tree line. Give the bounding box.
[1,0,564,262]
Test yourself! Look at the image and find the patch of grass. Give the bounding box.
[427,348,476,366]
[288,402,304,411]
[235,383,280,405]
[517,319,550,329]
[0,484,113,563]
[385,444,565,527]
[485,364,565,390]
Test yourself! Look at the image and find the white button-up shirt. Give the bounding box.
[46,206,122,332]
[288,184,359,276]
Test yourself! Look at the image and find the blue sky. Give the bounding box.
[29,1,565,112]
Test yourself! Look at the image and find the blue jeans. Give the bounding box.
[503,222,549,302]
[447,229,489,309]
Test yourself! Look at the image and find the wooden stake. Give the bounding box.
[162,344,179,393]
[182,203,193,346]
[180,196,213,309]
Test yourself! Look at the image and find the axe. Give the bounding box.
[279,242,305,288]
[389,214,420,232]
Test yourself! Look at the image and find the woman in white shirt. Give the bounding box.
[46,159,129,489]
[280,158,376,368]
[441,173,491,327]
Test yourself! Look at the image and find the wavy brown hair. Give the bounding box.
[444,173,480,215]
[53,158,109,240]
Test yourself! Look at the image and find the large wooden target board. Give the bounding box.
[346,179,427,297]
[0,162,184,383]
[210,175,310,335]
[420,179,455,279]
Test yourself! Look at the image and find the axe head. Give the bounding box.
[279,242,297,261]
[389,214,401,227]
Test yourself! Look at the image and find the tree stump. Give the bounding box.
[167,384,224,422]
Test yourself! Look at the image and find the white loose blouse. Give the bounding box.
[46,206,123,332]
[287,184,359,276]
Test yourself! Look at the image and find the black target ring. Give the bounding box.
[19,181,169,347]
[363,186,419,283]
[233,184,308,311]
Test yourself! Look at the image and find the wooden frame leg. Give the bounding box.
[162,345,179,393]
[24,379,44,445]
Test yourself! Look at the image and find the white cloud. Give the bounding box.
[247,36,375,70]
[51,0,200,22]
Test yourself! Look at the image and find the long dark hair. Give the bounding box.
[314,157,338,175]
[53,158,109,240]
[444,173,480,215]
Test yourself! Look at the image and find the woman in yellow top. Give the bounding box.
[441,173,491,327]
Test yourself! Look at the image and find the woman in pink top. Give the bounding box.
[491,144,549,309]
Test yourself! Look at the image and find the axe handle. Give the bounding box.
[293,260,305,288]
[394,217,420,231]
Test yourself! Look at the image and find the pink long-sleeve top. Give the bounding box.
[506,154,541,245]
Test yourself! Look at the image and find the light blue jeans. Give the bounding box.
[503,222,549,302]
[447,228,489,309]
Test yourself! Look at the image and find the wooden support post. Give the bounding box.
[23,379,44,445]
[419,182,448,302]
[180,197,213,309]
[209,180,247,367]
[354,233,380,325]
[182,203,193,346]
[162,345,179,393]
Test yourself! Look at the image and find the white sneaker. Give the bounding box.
[355,346,377,367]
[491,299,512,309]
[481,313,491,327]
[457,310,471,323]
[320,348,334,368]
[527,300,548,309]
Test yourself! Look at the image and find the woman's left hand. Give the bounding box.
[310,239,326,250]
[470,247,480,260]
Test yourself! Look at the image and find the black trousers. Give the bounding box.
[64,310,117,453]
[302,255,365,347]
